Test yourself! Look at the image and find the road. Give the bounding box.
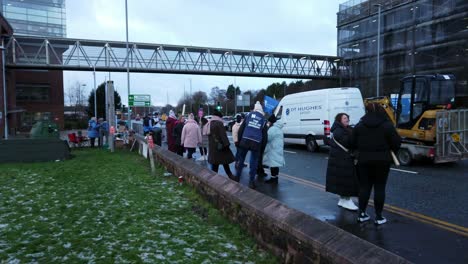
[280,143,468,227]
[202,135,468,263]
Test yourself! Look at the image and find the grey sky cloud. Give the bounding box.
[64,0,342,106]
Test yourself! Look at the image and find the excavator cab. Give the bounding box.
[396,74,456,130]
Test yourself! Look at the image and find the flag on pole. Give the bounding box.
[264,95,279,114]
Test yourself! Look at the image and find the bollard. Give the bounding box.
[146,135,156,175]
[178,176,184,186]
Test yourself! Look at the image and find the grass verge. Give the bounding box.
[0,149,277,263]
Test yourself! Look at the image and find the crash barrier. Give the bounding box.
[0,139,70,163]
[133,135,410,263]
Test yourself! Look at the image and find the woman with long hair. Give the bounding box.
[352,103,401,225]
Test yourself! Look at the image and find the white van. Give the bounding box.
[273,87,365,152]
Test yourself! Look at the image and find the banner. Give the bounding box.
[264,96,279,114]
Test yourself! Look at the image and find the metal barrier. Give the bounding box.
[131,121,143,135]
[436,109,468,163]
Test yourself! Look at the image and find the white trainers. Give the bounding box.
[374,216,387,225]
[337,198,345,207]
[197,156,206,161]
[341,198,358,211]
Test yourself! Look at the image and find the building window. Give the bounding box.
[16,84,50,102]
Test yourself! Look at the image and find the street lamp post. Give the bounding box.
[189,78,192,113]
[375,4,382,97]
[125,0,131,127]
[1,42,8,139]
[93,66,97,119]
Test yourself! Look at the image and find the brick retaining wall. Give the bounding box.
[135,135,411,264]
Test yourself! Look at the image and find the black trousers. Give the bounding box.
[187,148,196,159]
[357,162,390,217]
[176,145,184,156]
[257,155,266,176]
[270,167,279,177]
[212,164,233,175]
[90,137,96,147]
[199,147,207,156]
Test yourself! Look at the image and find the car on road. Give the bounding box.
[227,113,249,131]
[222,116,233,131]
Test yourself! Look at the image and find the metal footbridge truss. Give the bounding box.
[4,35,342,79]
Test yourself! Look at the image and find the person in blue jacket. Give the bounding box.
[98,118,109,147]
[87,117,100,147]
[236,101,268,189]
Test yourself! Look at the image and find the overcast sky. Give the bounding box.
[64,0,342,106]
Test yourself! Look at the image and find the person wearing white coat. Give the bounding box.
[263,114,285,184]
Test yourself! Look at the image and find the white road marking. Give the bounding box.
[390,168,419,174]
[284,150,297,154]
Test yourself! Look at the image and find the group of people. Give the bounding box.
[89,99,399,226]
[87,117,109,147]
[165,101,285,189]
[325,103,401,225]
[143,113,163,146]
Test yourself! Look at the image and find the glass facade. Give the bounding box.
[1,0,66,37]
[337,0,467,97]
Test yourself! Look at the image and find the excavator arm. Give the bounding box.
[364,96,397,125]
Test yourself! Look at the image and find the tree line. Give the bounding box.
[64,79,324,122]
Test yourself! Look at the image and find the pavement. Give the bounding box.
[190,135,468,264]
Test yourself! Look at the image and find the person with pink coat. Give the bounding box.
[181,113,202,159]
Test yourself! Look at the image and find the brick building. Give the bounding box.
[0,0,66,138]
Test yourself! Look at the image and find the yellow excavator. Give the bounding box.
[365,74,468,165]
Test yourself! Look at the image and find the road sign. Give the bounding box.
[129,94,150,102]
[131,101,151,107]
[129,94,151,106]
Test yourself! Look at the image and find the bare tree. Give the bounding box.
[65,81,87,117]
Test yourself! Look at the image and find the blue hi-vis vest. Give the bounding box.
[242,112,265,143]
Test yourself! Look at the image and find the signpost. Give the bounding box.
[237,94,250,112]
[128,94,151,106]
[129,94,151,116]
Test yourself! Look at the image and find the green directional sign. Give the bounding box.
[129,94,151,106]
[131,101,151,106]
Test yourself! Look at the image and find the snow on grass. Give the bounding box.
[0,149,277,263]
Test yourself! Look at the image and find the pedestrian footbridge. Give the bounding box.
[4,35,343,79]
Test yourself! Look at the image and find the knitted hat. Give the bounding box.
[253,101,263,113]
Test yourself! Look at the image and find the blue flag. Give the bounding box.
[264,95,279,114]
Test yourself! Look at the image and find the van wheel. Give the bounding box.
[306,136,319,152]
[397,149,412,166]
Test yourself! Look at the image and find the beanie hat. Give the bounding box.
[253,101,263,112]
[169,110,176,118]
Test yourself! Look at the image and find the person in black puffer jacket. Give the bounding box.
[173,116,185,156]
[351,103,401,225]
[326,113,359,211]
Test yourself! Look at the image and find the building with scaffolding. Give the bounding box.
[337,0,467,97]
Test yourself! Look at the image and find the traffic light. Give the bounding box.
[216,101,222,111]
